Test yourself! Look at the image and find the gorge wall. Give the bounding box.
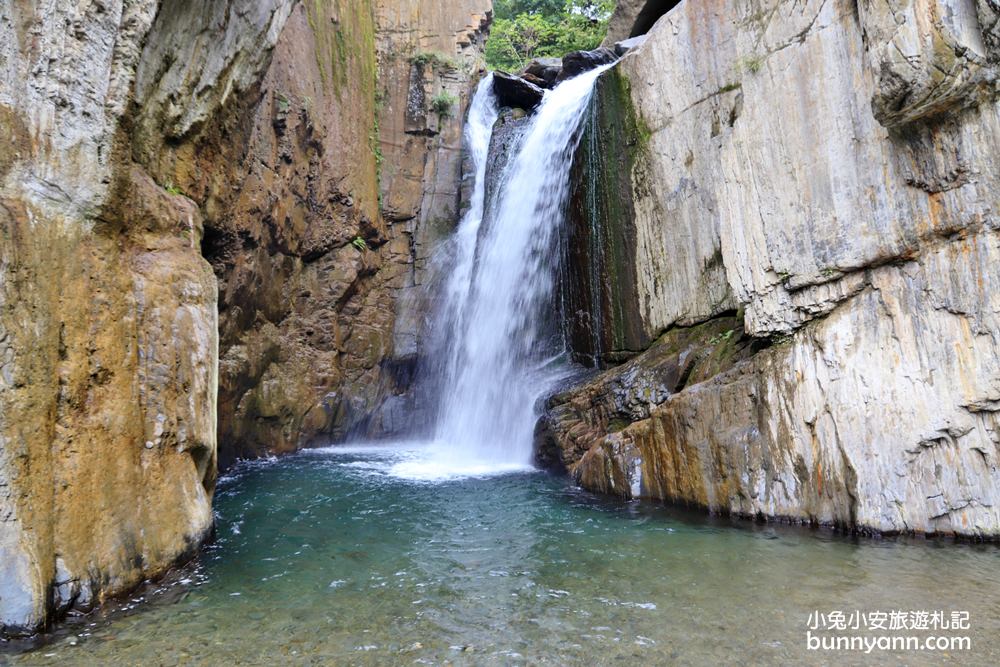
[1,0,490,637]
[544,0,1000,538]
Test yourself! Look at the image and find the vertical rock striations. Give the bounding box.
[1,0,492,637]
[374,1,492,435]
[0,0,256,636]
[549,0,1000,538]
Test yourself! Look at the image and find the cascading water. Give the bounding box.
[397,65,613,478]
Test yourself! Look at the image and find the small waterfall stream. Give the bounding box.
[401,65,613,478]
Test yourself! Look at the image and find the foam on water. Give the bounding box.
[13,449,1000,666]
[309,442,536,482]
[411,67,613,478]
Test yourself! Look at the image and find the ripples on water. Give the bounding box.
[8,444,1000,666]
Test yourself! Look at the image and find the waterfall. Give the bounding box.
[395,66,612,479]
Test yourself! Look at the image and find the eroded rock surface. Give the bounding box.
[492,71,545,110]
[550,0,1000,537]
[1,0,491,636]
[0,0,237,635]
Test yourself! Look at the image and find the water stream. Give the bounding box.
[8,446,999,665]
[8,68,1000,666]
[405,67,610,479]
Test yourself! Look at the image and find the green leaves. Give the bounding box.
[430,92,458,118]
[485,1,617,71]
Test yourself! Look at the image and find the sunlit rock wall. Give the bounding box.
[0,0,282,635]
[0,0,491,636]
[551,0,1000,537]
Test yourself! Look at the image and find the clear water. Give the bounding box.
[9,445,1000,666]
[427,67,611,470]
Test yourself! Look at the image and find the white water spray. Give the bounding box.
[393,66,612,479]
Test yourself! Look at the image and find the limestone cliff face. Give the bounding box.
[1,0,490,637]
[135,0,490,461]
[547,0,1000,537]
[375,1,492,435]
[0,0,238,636]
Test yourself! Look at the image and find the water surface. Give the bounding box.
[9,445,1000,666]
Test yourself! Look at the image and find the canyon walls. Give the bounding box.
[136,0,491,462]
[1,0,490,637]
[547,0,1000,537]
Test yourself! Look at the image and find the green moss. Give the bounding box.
[306,0,377,101]
[740,55,764,74]
[570,68,652,360]
[302,0,380,215]
[430,92,458,118]
[409,51,459,71]
[275,92,291,113]
[607,418,631,433]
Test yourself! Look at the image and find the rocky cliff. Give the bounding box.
[1,0,490,637]
[545,0,1000,538]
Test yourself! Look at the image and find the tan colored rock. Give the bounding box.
[375,2,492,363]
[0,0,491,637]
[0,1,233,635]
[553,0,1000,537]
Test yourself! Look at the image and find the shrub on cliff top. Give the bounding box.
[486,0,616,71]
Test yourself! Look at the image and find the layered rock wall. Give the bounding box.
[1,0,491,636]
[375,1,492,434]
[550,0,1000,537]
[0,0,240,635]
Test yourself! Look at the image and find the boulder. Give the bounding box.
[558,47,618,81]
[521,72,549,89]
[614,35,648,56]
[523,57,562,88]
[492,71,545,110]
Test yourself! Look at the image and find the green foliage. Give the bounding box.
[275,92,291,113]
[351,236,368,252]
[164,183,183,196]
[486,0,616,71]
[740,55,764,74]
[708,329,736,345]
[409,51,459,71]
[430,92,458,118]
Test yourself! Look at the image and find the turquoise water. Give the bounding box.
[8,444,1000,666]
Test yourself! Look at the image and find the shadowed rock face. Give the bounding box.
[493,71,545,110]
[558,47,619,81]
[604,0,682,44]
[552,0,1000,538]
[0,0,490,637]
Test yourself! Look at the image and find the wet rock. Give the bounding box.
[557,0,1000,537]
[558,47,618,81]
[538,316,752,477]
[0,0,493,638]
[614,35,648,56]
[484,109,533,210]
[523,57,562,88]
[492,71,545,110]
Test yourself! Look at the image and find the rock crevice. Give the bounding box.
[548,0,1000,538]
